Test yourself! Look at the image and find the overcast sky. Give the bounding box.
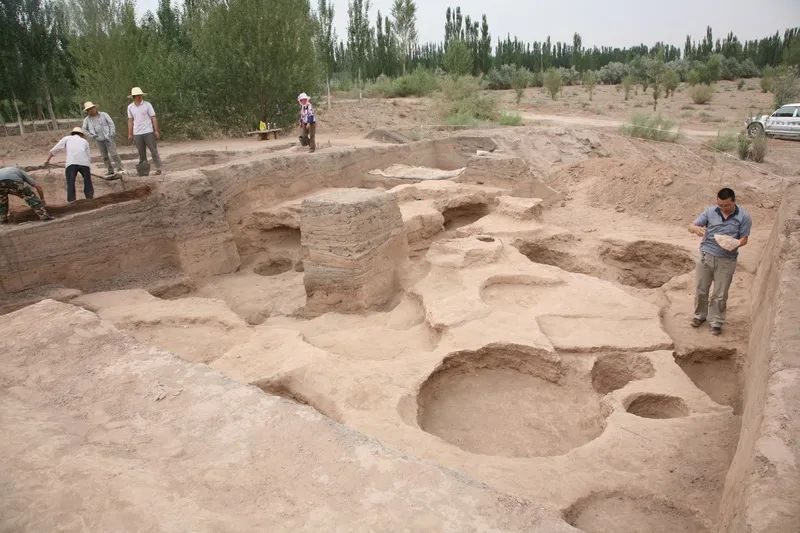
[134,0,799,49]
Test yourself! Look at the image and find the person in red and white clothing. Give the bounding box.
[297,92,316,153]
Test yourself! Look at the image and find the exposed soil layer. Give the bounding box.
[675,348,741,413]
[9,185,152,222]
[442,203,491,231]
[600,240,695,288]
[591,352,656,394]
[417,347,607,457]
[253,257,294,276]
[513,236,596,275]
[564,492,709,533]
[626,393,690,419]
[1,118,792,531]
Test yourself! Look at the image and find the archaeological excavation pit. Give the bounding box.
[591,352,656,394]
[1,130,797,531]
[625,393,690,419]
[416,347,609,457]
[674,348,742,413]
[600,240,696,288]
[564,492,709,533]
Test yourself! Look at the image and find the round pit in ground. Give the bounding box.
[564,491,709,533]
[591,353,655,394]
[416,347,608,457]
[625,393,689,419]
[600,240,695,288]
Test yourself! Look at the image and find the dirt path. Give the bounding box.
[521,112,719,138]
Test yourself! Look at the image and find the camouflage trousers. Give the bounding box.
[0,179,49,221]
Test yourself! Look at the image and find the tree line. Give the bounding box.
[1,0,798,136]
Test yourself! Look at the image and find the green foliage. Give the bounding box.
[621,114,679,142]
[484,64,529,90]
[510,68,529,104]
[651,82,661,110]
[0,0,76,131]
[582,70,597,101]
[439,75,498,123]
[445,111,478,127]
[391,0,417,74]
[750,134,767,162]
[364,67,438,97]
[662,69,679,96]
[347,0,372,83]
[761,66,776,93]
[598,62,625,84]
[771,66,800,107]
[707,131,737,152]
[737,133,751,160]
[689,84,715,104]
[543,68,562,100]
[314,0,336,78]
[621,75,634,100]
[442,39,473,77]
[499,112,522,126]
[68,0,319,137]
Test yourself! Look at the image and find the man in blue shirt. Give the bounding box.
[688,188,752,335]
[0,166,54,223]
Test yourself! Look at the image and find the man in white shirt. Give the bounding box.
[82,101,124,177]
[126,87,162,175]
[45,127,94,202]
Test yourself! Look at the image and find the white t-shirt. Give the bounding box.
[127,101,156,135]
[50,135,91,168]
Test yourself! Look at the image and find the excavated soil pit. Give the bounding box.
[675,348,741,413]
[564,492,709,533]
[600,240,695,288]
[625,393,689,419]
[8,185,152,223]
[513,236,597,276]
[253,258,294,276]
[417,347,608,457]
[442,203,491,231]
[591,353,656,394]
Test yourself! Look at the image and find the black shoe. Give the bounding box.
[691,317,706,328]
[711,326,722,336]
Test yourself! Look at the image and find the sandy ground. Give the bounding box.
[1,80,798,531]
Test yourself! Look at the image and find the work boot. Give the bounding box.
[711,326,722,336]
[105,169,115,177]
[690,317,706,328]
[41,215,55,221]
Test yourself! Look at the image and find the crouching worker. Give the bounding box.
[0,166,54,223]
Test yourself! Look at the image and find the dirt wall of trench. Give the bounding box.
[0,137,497,306]
[717,182,800,532]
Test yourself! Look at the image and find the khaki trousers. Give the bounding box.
[694,251,737,327]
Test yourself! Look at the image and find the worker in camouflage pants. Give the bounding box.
[0,166,54,223]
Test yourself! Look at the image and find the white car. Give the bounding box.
[746,103,800,138]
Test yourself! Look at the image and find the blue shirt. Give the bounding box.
[0,166,37,187]
[693,205,752,258]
